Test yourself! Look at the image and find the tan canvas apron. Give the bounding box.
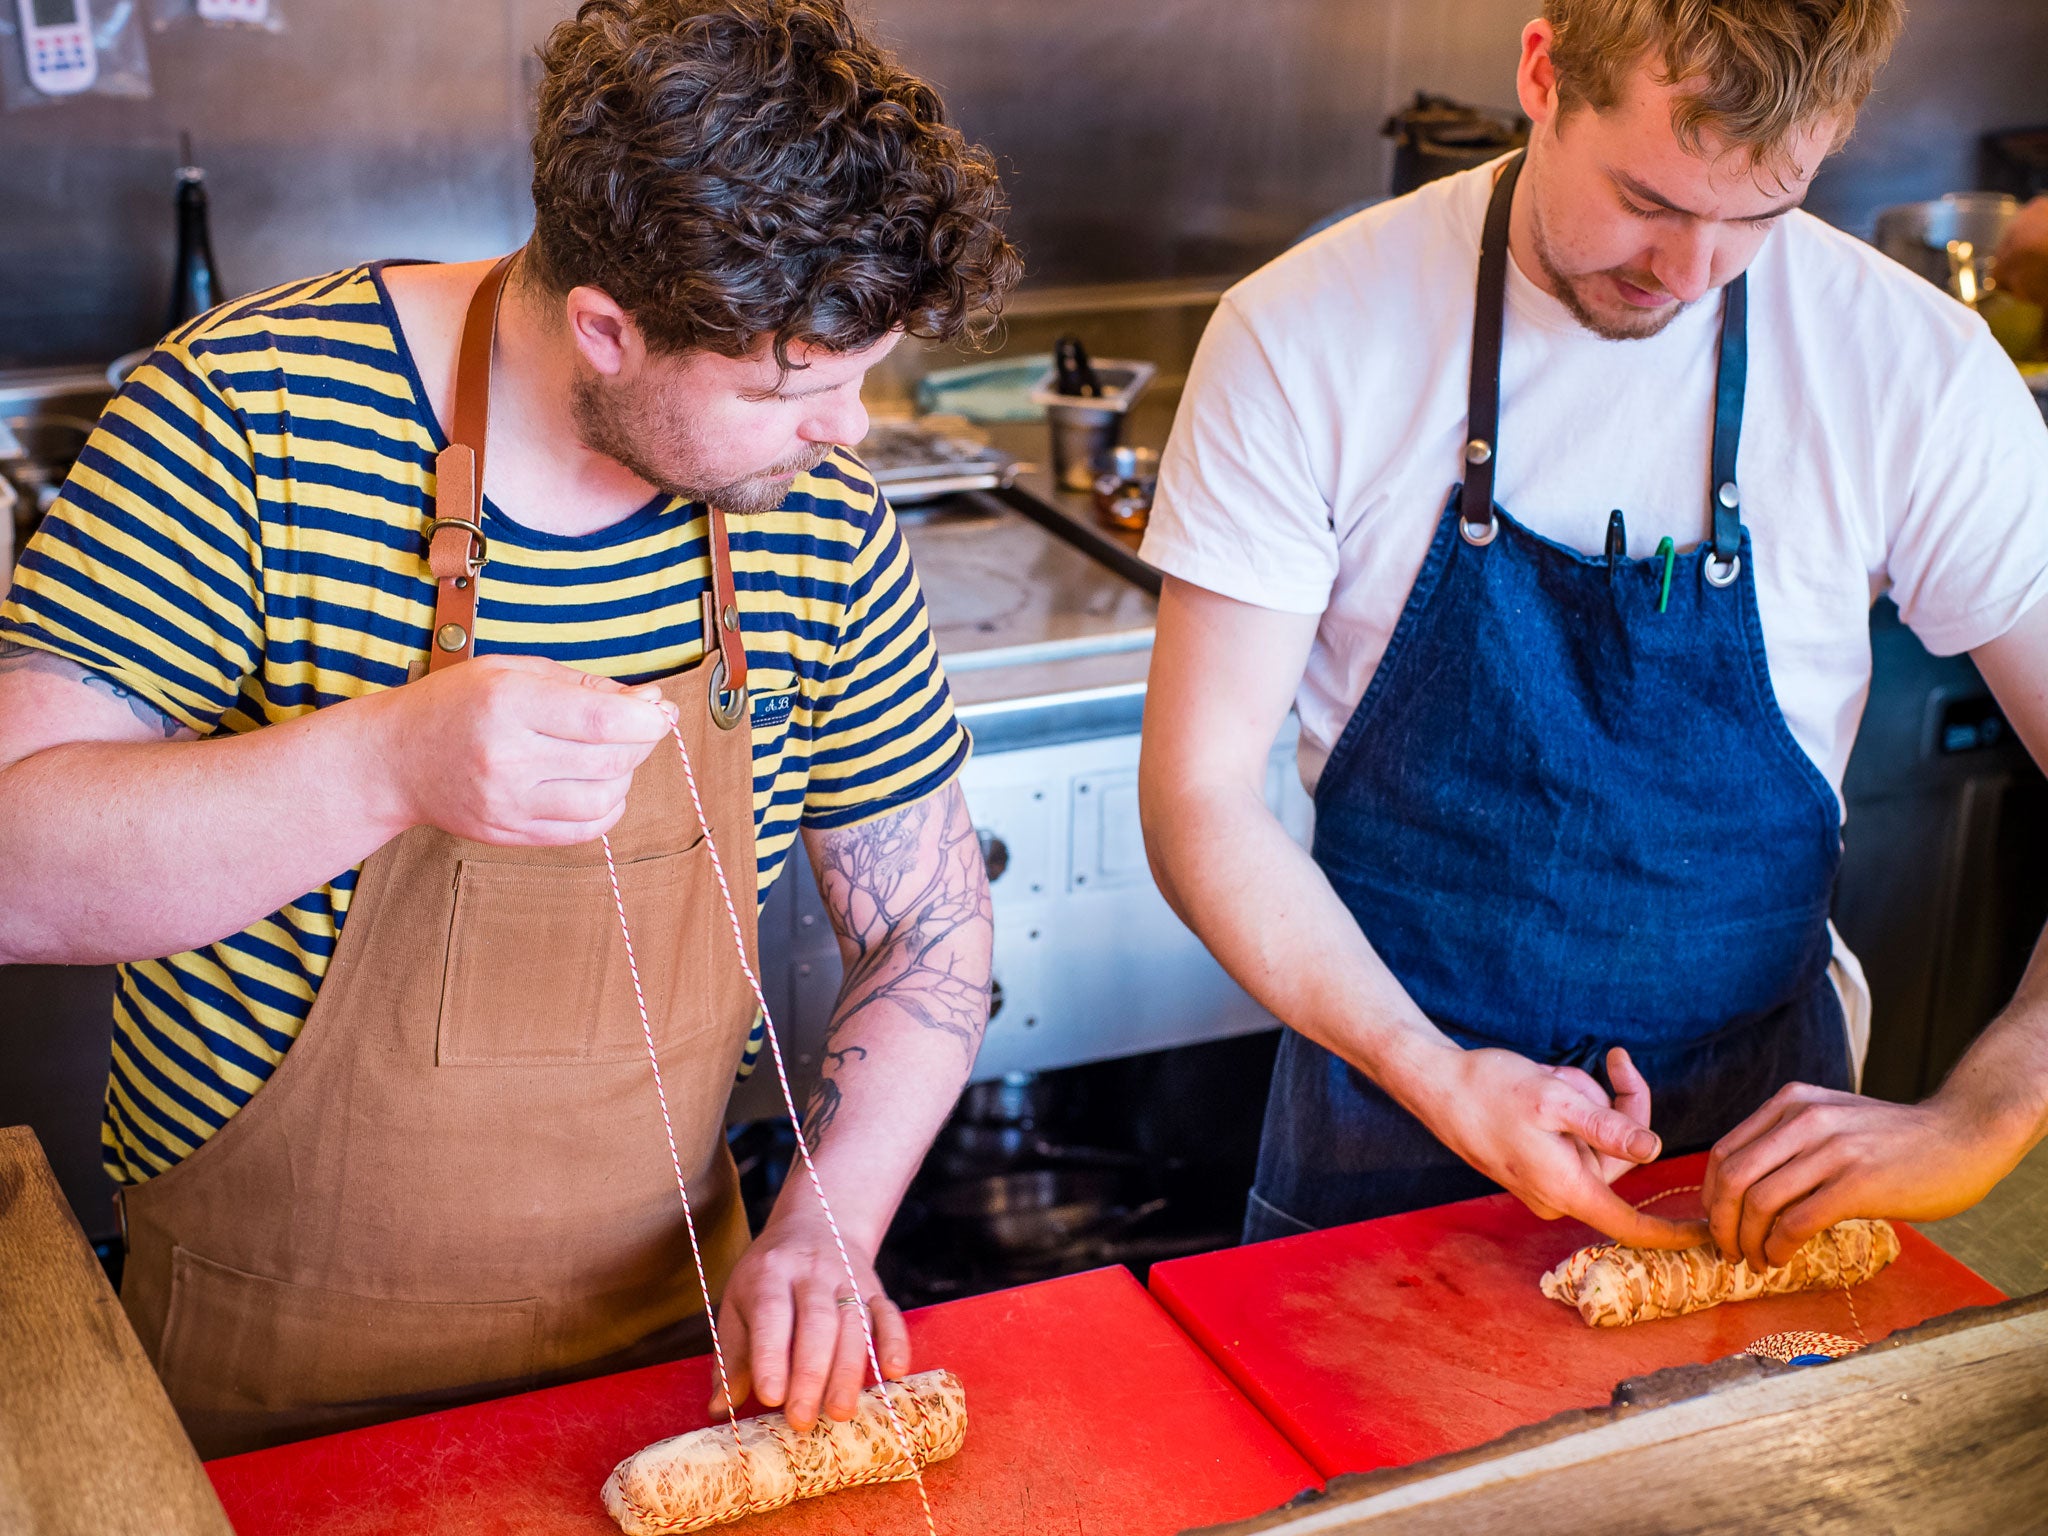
[119,254,760,1459]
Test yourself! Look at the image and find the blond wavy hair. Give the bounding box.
[1544,0,1905,174]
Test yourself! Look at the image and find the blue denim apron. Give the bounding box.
[1246,152,1851,1243]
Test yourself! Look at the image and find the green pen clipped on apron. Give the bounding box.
[1604,512,1680,615]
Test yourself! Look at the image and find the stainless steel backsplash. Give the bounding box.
[0,0,2041,369]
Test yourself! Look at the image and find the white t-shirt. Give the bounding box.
[1142,159,2048,805]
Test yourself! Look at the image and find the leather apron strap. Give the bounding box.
[701,501,749,728]
[426,253,515,671]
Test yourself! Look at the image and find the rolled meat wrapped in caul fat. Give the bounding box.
[603,1368,966,1534]
[1540,1219,1900,1328]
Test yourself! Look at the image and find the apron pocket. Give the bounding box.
[436,842,717,1065]
[157,1245,540,1415]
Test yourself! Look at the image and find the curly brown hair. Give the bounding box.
[528,0,1022,364]
[1545,0,1904,175]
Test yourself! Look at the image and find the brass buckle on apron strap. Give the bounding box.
[702,592,748,731]
[699,506,749,731]
[424,517,490,574]
[708,657,748,731]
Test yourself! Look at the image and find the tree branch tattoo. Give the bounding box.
[0,641,192,739]
[800,1045,866,1148]
[799,781,993,1147]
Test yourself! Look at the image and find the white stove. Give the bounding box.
[729,483,1313,1122]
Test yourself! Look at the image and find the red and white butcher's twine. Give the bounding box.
[601,715,941,1536]
[1634,1183,1867,1347]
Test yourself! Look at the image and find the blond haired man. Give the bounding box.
[1140,0,2048,1268]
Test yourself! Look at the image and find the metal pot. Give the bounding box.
[106,347,154,391]
[928,1168,1164,1257]
[1873,192,2020,298]
[1384,92,1529,198]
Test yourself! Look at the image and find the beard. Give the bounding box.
[570,373,832,516]
[1528,195,1691,342]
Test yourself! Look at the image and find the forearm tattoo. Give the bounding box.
[0,641,191,739]
[800,1046,865,1148]
[799,781,993,1146]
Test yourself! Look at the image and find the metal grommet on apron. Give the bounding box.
[119,252,762,1458]
[1457,439,1499,545]
[1245,152,1850,1244]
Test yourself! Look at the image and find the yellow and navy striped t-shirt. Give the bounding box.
[0,263,970,1185]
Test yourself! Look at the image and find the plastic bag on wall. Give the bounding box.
[0,0,154,108]
[149,0,286,33]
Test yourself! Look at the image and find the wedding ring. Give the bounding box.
[834,1293,864,1309]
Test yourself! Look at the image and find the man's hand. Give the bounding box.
[1417,1044,1707,1248]
[1703,1081,2035,1271]
[377,654,678,845]
[707,1203,911,1432]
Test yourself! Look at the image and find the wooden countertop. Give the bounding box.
[0,1124,232,1536]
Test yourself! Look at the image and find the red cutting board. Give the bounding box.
[205,1265,1319,1536]
[1149,1152,2006,1479]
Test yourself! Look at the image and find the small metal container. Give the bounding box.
[1032,359,1157,492]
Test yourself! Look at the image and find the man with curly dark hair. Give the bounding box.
[0,0,1020,1456]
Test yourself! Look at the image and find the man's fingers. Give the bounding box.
[1736,1145,1841,1272]
[1579,1050,1654,1184]
[871,1294,911,1380]
[523,775,636,826]
[1764,1180,1858,1269]
[1703,1092,1811,1250]
[469,653,578,678]
[518,671,676,745]
[743,1284,796,1410]
[1541,1064,1608,1104]
[534,736,666,784]
[1552,1093,1660,1166]
[569,666,647,695]
[1706,1082,1848,1186]
[543,692,676,746]
[482,806,629,847]
[1707,1102,1784,1164]
[822,1298,870,1421]
[482,653,649,694]
[1510,1141,1702,1248]
[1606,1047,1651,1124]
[779,1280,841,1434]
[1590,1198,1709,1251]
[1564,1170,1707,1250]
[1705,1099,1840,1259]
[708,1302,753,1419]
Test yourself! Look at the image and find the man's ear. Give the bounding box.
[564,285,643,380]
[1516,18,1562,132]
